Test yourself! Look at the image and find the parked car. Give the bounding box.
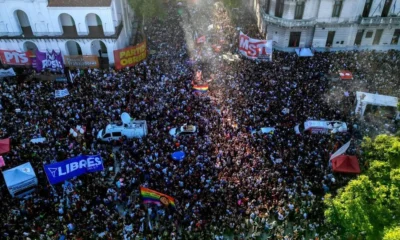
[169,124,197,137]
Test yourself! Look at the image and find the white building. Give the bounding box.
[0,0,134,66]
[248,0,400,50]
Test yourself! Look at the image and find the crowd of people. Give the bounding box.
[1,1,399,240]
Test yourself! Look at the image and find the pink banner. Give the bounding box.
[0,156,5,167]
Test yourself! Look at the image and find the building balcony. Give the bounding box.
[261,7,362,28]
[315,17,361,26]
[360,16,400,25]
[262,13,316,28]
[0,22,123,40]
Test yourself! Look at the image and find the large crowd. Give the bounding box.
[0,1,399,240]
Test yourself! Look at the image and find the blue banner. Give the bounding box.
[44,155,104,184]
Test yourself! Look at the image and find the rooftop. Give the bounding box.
[48,0,112,7]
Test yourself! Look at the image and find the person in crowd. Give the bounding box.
[0,1,398,239]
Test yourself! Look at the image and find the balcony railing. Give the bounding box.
[262,13,316,27]
[0,22,123,39]
[360,16,400,25]
[260,7,362,28]
[315,17,361,25]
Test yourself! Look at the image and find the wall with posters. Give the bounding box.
[0,38,116,66]
[0,0,135,65]
[64,55,99,69]
[0,50,31,66]
[113,41,147,70]
[35,50,64,72]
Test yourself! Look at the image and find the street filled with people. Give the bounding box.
[1,1,400,240]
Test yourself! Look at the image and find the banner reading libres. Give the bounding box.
[113,41,147,70]
[44,155,104,184]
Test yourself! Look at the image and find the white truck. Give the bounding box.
[97,113,148,141]
[294,120,347,135]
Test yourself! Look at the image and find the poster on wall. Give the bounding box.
[113,41,147,70]
[0,50,31,66]
[238,32,273,61]
[35,50,64,72]
[64,55,99,69]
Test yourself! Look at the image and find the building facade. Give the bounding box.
[248,0,400,50]
[0,0,134,66]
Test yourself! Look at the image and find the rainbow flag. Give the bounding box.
[193,85,208,91]
[140,187,176,207]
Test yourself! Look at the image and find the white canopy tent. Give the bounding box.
[2,162,38,198]
[355,92,399,119]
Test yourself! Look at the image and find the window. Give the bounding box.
[294,1,305,19]
[289,32,301,47]
[381,0,393,17]
[391,29,400,45]
[275,0,285,18]
[265,0,271,14]
[103,133,111,138]
[112,132,122,137]
[354,30,364,45]
[373,29,383,45]
[96,15,102,26]
[180,132,193,136]
[365,31,373,38]
[298,123,305,133]
[332,0,343,18]
[326,31,335,47]
[362,0,372,17]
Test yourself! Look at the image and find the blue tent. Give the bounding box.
[171,151,185,162]
[3,162,38,197]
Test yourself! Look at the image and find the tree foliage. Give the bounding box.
[362,135,400,168]
[383,226,400,240]
[128,0,165,20]
[325,135,400,239]
[222,0,241,9]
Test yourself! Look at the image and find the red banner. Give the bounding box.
[238,32,273,61]
[113,42,147,70]
[0,50,31,66]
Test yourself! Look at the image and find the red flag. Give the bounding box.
[196,36,206,44]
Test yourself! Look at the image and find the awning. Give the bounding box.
[0,138,10,154]
[295,48,314,57]
[331,155,360,174]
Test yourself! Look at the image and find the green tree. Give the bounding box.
[222,0,241,9]
[325,135,400,239]
[128,0,165,22]
[362,135,400,168]
[383,226,400,240]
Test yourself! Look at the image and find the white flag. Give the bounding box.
[139,222,144,232]
[148,219,153,231]
[330,140,351,161]
[0,68,16,77]
[55,89,70,98]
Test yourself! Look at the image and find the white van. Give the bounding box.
[97,113,148,141]
[294,120,347,135]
